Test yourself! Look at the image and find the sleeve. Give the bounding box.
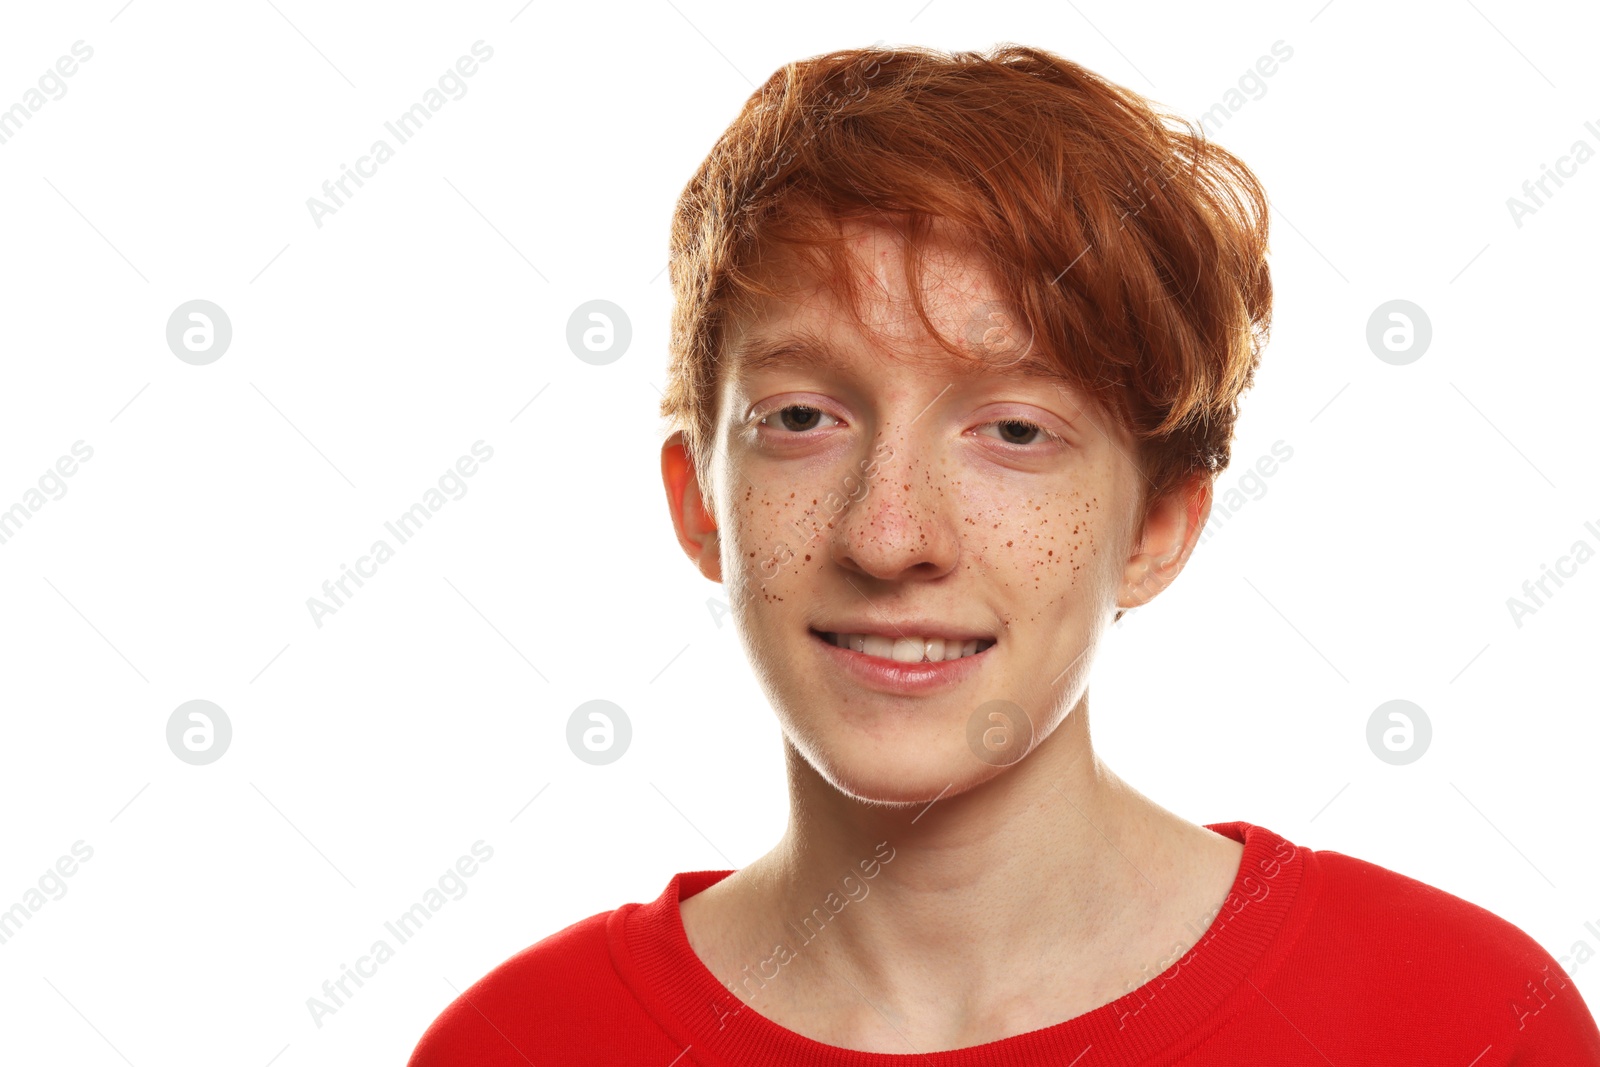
[1506,956,1600,1063]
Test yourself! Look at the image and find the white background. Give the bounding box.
[1,1,1597,1063]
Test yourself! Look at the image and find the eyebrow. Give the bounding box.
[728,331,1068,382]
[729,333,840,377]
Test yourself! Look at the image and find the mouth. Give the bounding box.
[808,626,996,695]
[809,628,997,664]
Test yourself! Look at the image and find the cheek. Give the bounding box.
[723,480,837,605]
[974,487,1113,621]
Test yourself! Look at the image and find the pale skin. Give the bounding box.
[659,218,1245,1053]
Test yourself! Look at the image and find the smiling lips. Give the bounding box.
[810,625,996,695]
[815,629,997,664]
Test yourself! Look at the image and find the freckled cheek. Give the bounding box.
[724,492,830,591]
[1039,529,1091,585]
[1059,501,1125,606]
[975,492,1102,588]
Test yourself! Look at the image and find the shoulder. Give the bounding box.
[404,906,622,1066]
[405,868,735,1065]
[1298,842,1600,1049]
[1311,845,1553,968]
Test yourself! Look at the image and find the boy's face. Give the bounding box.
[662,219,1206,805]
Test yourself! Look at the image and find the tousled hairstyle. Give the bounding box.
[659,42,1272,535]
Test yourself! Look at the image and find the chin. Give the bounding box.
[796,732,1003,807]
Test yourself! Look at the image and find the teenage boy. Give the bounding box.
[408,43,1600,1064]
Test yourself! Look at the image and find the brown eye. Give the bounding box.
[760,405,838,433]
[979,418,1057,446]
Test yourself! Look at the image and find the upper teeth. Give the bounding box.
[824,632,995,663]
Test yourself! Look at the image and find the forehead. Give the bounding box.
[746,215,992,312]
[726,221,1055,380]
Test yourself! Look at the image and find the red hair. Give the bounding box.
[659,42,1273,533]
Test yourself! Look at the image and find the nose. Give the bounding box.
[829,430,962,583]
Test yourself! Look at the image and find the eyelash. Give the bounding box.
[757,405,1064,447]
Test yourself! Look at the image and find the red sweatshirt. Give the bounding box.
[406,822,1600,1065]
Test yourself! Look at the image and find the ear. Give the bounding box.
[661,431,722,583]
[1117,473,1212,610]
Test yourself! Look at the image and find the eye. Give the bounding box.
[977,418,1062,447]
[758,404,840,434]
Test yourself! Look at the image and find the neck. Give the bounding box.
[766,695,1163,976]
[683,692,1244,1050]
